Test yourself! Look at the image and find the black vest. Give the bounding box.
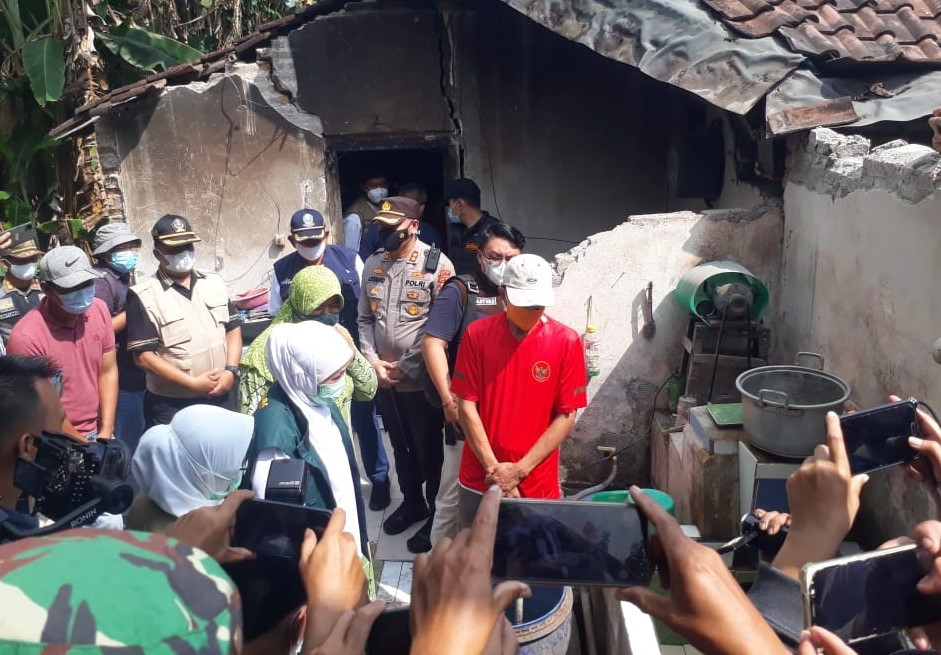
[273,246,361,336]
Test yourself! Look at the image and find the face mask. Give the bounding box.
[7,261,37,281]
[110,251,139,273]
[367,187,389,204]
[309,377,346,406]
[161,248,195,274]
[381,226,411,252]
[484,260,507,286]
[209,470,244,501]
[447,207,462,224]
[58,285,96,315]
[296,240,326,262]
[313,313,340,326]
[506,303,545,332]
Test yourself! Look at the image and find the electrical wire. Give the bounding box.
[561,374,673,484]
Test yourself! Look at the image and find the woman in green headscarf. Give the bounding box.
[239,266,377,417]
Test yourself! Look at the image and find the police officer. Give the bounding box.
[126,215,242,428]
[267,208,392,512]
[358,196,454,553]
[0,238,43,347]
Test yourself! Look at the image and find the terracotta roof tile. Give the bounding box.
[702,0,941,63]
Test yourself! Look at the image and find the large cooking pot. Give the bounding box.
[736,353,851,458]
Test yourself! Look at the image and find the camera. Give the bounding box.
[9,432,133,530]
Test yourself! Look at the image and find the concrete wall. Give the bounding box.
[775,128,941,545]
[549,205,784,487]
[97,62,330,291]
[279,1,684,260]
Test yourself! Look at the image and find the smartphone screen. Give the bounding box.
[232,499,332,559]
[366,607,411,654]
[491,498,651,587]
[840,401,919,474]
[807,545,941,642]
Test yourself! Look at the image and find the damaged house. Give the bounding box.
[56,0,941,542]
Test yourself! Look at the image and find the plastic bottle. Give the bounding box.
[583,325,601,378]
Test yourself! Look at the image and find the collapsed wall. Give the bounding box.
[550,205,783,487]
[777,128,941,545]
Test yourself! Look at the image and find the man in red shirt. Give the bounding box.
[7,246,117,440]
[451,254,587,498]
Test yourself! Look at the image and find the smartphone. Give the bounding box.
[840,400,920,474]
[4,222,38,249]
[802,544,941,643]
[232,499,332,559]
[365,607,410,654]
[491,498,651,587]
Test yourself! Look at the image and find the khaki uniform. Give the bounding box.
[358,240,453,392]
[130,272,230,398]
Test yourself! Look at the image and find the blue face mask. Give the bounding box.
[313,313,340,326]
[447,207,462,224]
[59,285,96,315]
[308,377,346,406]
[110,251,139,273]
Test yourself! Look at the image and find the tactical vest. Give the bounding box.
[273,246,361,336]
[132,273,229,398]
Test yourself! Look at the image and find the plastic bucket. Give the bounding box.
[588,488,675,516]
[505,585,573,655]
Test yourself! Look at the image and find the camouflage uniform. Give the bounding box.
[0,528,241,653]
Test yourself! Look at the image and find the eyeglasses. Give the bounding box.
[480,252,515,265]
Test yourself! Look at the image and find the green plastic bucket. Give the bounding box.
[588,488,675,516]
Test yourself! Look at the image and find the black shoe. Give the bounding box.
[406,518,434,553]
[369,478,392,511]
[383,501,429,536]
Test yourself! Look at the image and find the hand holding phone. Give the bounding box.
[616,487,789,655]
[2,222,38,251]
[299,508,368,650]
[839,399,921,475]
[802,544,941,643]
[410,486,531,655]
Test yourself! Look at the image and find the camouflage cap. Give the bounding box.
[0,528,241,653]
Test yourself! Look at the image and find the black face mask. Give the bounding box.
[380,226,410,252]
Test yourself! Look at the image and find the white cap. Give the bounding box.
[503,254,554,308]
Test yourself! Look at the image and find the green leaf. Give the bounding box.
[21,37,66,104]
[98,21,202,72]
[0,191,9,201]
[67,218,84,239]
[36,219,59,234]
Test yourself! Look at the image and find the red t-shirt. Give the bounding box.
[451,313,587,498]
[7,299,115,435]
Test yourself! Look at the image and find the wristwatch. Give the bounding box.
[225,365,241,380]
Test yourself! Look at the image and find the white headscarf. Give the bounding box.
[264,322,362,551]
[132,405,254,517]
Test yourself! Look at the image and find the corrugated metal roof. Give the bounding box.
[498,0,805,114]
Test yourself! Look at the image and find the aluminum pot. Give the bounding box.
[736,353,851,458]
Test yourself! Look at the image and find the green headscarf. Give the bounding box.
[241,266,343,382]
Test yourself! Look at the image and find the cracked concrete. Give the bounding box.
[787,127,941,203]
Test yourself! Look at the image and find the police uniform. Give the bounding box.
[357,197,453,548]
[0,239,44,346]
[125,215,241,427]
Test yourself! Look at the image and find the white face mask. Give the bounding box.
[484,260,508,286]
[367,187,388,204]
[6,262,37,281]
[296,240,326,262]
[161,248,196,274]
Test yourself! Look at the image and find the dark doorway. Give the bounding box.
[335,147,452,257]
